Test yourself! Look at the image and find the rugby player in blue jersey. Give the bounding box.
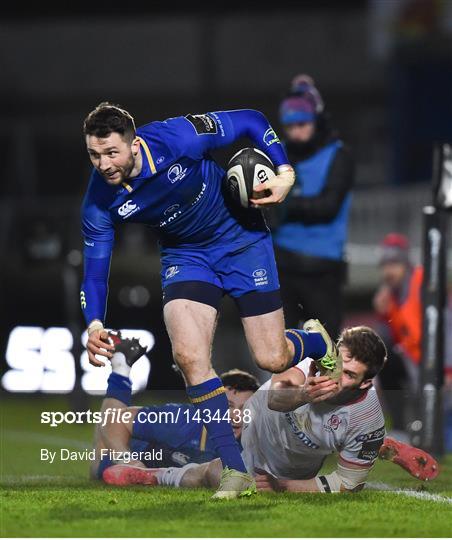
[90,332,259,485]
[80,103,336,497]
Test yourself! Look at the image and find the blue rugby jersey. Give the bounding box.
[81,109,289,325]
[129,403,220,467]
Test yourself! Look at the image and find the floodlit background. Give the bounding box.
[0,1,451,417]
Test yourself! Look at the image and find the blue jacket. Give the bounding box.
[273,140,353,261]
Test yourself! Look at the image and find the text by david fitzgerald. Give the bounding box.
[40,448,163,464]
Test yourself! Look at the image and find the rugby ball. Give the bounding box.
[226,147,275,208]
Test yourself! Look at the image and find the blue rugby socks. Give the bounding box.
[285,329,327,367]
[186,377,247,473]
[106,372,132,406]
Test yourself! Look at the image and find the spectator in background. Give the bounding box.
[373,233,423,440]
[272,75,354,339]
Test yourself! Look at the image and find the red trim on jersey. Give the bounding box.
[339,455,374,468]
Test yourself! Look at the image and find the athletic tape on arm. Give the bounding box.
[315,462,372,493]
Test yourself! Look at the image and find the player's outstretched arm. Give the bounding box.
[268,361,338,411]
[81,183,117,365]
[255,458,371,493]
[255,470,319,492]
[81,254,115,366]
[173,110,295,205]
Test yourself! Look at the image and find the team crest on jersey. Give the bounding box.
[185,114,218,135]
[324,414,341,432]
[168,163,187,184]
[263,127,280,147]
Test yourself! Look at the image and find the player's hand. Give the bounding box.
[254,469,286,492]
[250,166,295,207]
[301,361,339,403]
[86,329,115,367]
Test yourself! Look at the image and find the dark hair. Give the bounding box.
[83,102,136,140]
[337,326,387,380]
[220,369,260,393]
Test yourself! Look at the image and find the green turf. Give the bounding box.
[1,396,451,537]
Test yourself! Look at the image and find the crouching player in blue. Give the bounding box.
[80,103,334,497]
[90,331,260,487]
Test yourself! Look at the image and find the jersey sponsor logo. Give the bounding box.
[252,268,267,278]
[292,411,312,432]
[80,291,87,309]
[118,200,139,218]
[285,412,320,449]
[164,204,180,216]
[84,240,94,247]
[357,438,382,461]
[168,163,188,183]
[263,127,280,147]
[355,426,385,443]
[156,156,165,165]
[185,114,218,135]
[159,209,183,228]
[159,183,207,228]
[324,414,342,432]
[191,182,207,206]
[165,266,179,279]
[253,268,268,287]
[355,426,384,461]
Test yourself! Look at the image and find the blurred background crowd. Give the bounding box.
[1,1,451,448]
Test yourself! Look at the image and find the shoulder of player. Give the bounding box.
[345,388,384,430]
[138,112,223,138]
[137,115,189,137]
[136,118,192,161]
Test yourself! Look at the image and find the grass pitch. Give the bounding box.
[1,396,451,537]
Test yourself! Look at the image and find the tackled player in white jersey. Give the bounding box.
[103,322,439,494]
[169,322,388,493]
